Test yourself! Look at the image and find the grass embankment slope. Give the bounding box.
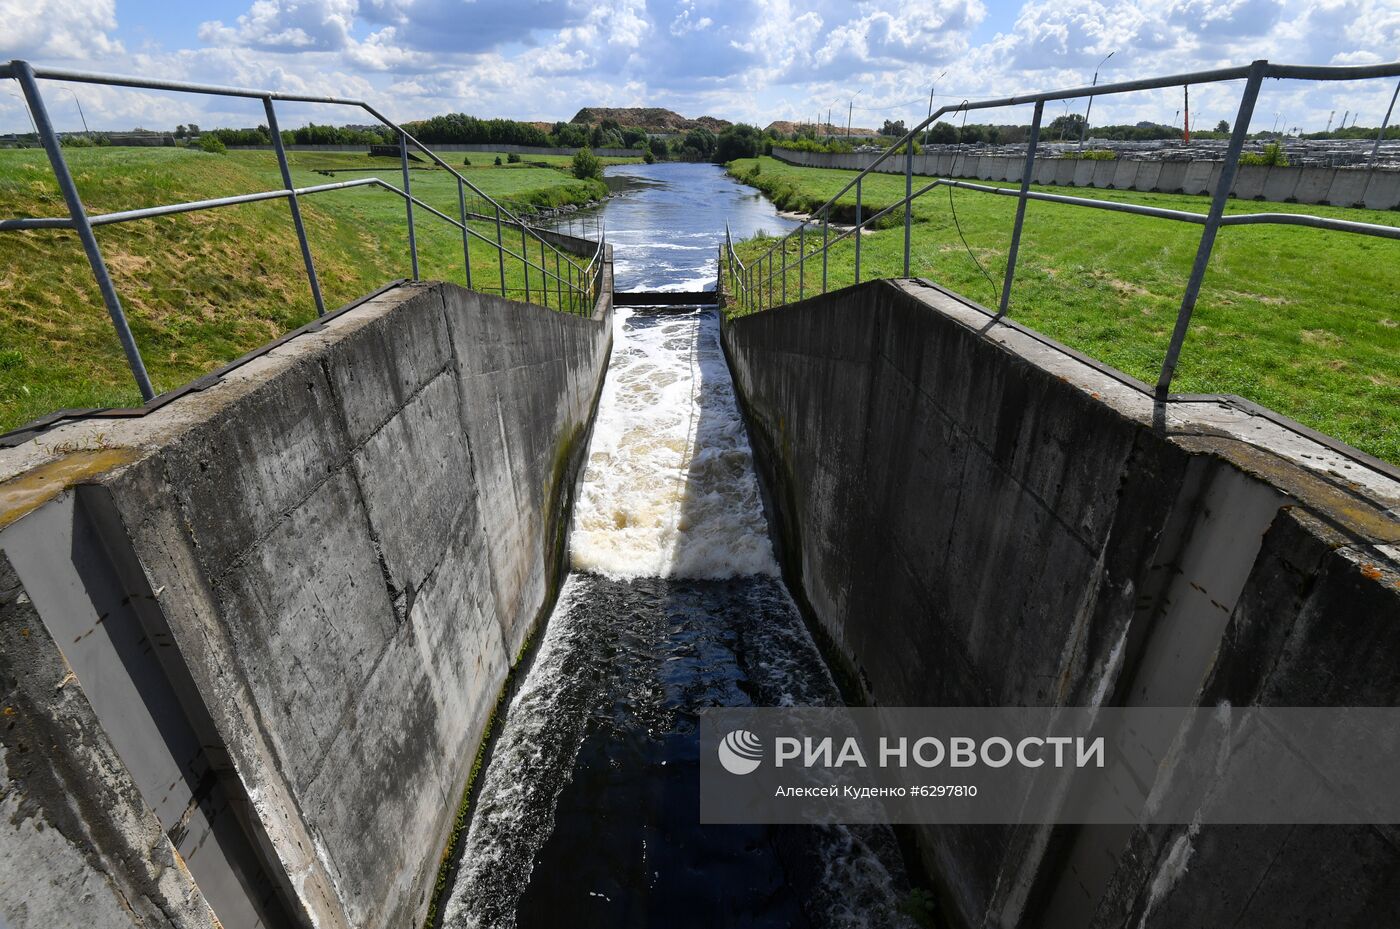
[0,147,615,432]
[728,156,1400,465]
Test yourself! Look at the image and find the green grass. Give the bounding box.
[728,156,1400,465]
[0,147,606,432]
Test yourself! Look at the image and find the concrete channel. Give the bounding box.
[2,182,1398,927]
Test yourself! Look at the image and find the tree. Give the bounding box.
[571,146,603,180]
[1047,113,1086,140]
[682,127,716,159]
[1215,119,1230,133]
[925,121,958,144]
[507,151,522,163]
[713,123,761,163]
[879,119,907,137]
[186,123,200,136]
[175,125,188,139]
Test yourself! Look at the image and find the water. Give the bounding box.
[440,165,915,929]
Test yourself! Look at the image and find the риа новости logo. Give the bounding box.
[718,730,764,775]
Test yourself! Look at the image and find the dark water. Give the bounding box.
[439,164,913,929]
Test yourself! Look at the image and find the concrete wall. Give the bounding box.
[0,275,613,928]
[771,147,1400,209]
[230,142,639,158]
[721,279,1400,929]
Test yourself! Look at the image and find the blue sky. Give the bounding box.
[2,0,1397,134]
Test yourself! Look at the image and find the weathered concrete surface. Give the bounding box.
[0,550,219,929]
[721,278,1400,929]
[772,147,1400,209]
[0,274,612,928]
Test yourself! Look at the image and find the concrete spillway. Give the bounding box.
[2,166,1399,929]
[436,305,913,928]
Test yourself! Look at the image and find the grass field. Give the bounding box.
[727,156,1400,465]
[0,146,611,432]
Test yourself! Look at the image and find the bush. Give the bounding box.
[1080,149,1117,160]
[713,123,761,163]
[571,147,603,181]
[507,152,522,163]
[1240,142,1288,167]
[494,155,503,166]
[462,156,471,165]
[198,135,227,154]
[60,135,95,148]
[643,149,655,164]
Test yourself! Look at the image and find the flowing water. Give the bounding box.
[440,164,916,929]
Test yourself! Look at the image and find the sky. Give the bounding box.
[1,0,1397,136]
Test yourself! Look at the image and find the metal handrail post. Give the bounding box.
[822,207,829,293]
[539,237,547,308]
[999,99,1045,316]
[399,130,419,280]
[263,97,325,316]
[1373,79,1400,163]
[457,177,473,289]
[781,234,787,304]
[904,141,914,276]
[798,224,805,299]
[854,178,863,284]
[555,250,562,311]
[1156,60,1268,398]
[521,224,530,303]
[13,61,155,401]
[494,205,507,297]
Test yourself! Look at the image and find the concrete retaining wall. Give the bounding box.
[0,275,613,928]
[230,142,639,158]
[771,147,1400,209]
[721,279,1400,929]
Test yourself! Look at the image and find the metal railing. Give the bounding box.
[0,59,605,404]
[723,59,1400,398]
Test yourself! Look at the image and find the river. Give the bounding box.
[439,163,917,929]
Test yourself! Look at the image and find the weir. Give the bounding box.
[2,158,1398,929]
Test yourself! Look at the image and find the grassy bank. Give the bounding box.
[727,156,1400,465]
[0,147,604,432]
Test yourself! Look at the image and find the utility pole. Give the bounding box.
[924,69,948,144]
[5,90,38,137]
[1342,109,1350,132]
[1183,84,1190,143]
[827,107,831,140]
[64,88,89,135]
[847,91,862,139]
[1326,110,1335,133]
[1078,50,1115,151]
[1372,78,1400,163]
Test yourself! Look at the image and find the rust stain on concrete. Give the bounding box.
[0,448,136,531]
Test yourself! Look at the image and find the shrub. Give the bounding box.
[198,135,227,154]
[507,152,522,163]
[494,155,502,166]
[462,156,471,165]
[1240,142,1288,167]
[643,149,655,164]
[60,135,95,148]
[571,146,603,181]
[1080,149,1116,160]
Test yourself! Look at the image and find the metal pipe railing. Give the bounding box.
[727,57,1400,398]
[0,58,603,404]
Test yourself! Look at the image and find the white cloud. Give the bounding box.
[0,0,124,59]
[0,0,1394,134]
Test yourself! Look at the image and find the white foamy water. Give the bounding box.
[568,307,779,580]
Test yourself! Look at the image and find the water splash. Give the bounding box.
[569,308,778,580]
